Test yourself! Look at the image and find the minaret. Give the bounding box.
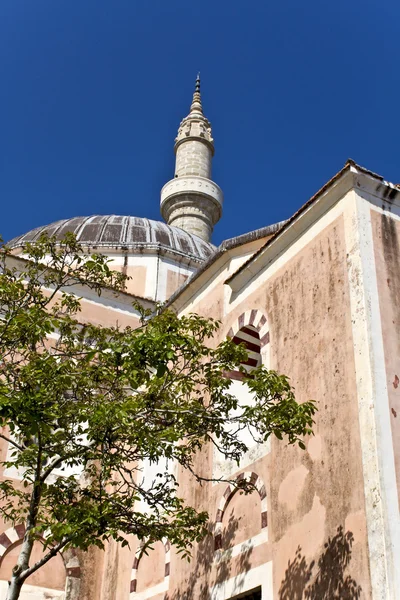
[160,75,223,242]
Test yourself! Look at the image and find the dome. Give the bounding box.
[9,215,216,262]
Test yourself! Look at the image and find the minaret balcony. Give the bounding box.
[160,175,223,212]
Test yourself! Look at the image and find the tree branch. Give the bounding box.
[0,433,24,452]
[19,537,72,582]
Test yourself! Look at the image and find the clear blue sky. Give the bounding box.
[1,0,399,245]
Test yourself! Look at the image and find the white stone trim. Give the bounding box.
[214,529,268,564]
[154,256,196,302]
[0,581,64,599]
[132,578,169,600]
[210,561,272,600]
[344,190,400,599]
[4,528,19,545]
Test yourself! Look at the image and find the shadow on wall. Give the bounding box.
[278,526,362,600]
[166,507,255,600]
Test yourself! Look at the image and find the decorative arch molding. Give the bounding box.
[0,524,26,557]
[130,538,171,598]
[0,524,81,599]
[227,310,269,349]
[214,472,268,551]
[225,309,270,380]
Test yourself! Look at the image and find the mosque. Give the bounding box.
[2,77,400,599]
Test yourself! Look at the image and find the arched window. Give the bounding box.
[214,472,268,553]
[0,525,81,599]
[213,311,270,480]
[130,539,170,598]
[227,309,270,373]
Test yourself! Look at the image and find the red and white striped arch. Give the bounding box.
[130,538,170,598]
[227,310,269,348]
[0,524,81,596]
[227,310,270,379]
[0,524,26,556]
[214,471,268,551]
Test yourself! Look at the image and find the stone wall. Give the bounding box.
[175,140,212,179]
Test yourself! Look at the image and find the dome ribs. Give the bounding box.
[8,216,216,262]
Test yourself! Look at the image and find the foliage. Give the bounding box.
[0,233,316,597]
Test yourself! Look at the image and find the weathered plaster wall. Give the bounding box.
[158,214,372,599]
[260,215,370,598]
[125,266,147,299]
[77,547,104,600]
[136,542,165,592]
[221,491,262,548]
[166,270,188,299]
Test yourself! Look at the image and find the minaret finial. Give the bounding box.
[190,72,203,114]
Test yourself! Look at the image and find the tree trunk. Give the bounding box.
[5,532,34,600]
[6,576,23,600]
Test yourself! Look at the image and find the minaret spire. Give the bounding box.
[160,76,223,243]
[190,73,203,115]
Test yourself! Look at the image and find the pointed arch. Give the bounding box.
[130,538,170,597]
[214,472,268,551]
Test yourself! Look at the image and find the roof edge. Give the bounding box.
[165,220,286,309]
[226,158,393,287]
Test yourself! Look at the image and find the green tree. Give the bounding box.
[0,234,316,600]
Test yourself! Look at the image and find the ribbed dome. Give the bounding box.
[9,215,216,262]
